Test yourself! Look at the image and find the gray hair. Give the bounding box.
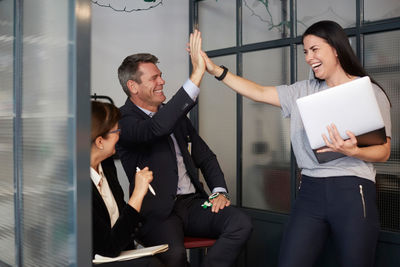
[117,53,159,97]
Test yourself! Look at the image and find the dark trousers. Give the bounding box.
[278,175,380,267]
[138,193,253,267]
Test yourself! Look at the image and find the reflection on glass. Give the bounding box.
[243,0,289,44]
[199,55,237,204]
[0,0,15,265]
[296,0,356,36]
[198,0,236,51]
[21,1,74,265]
[242,48,291,213]
[364,0,400,22]
[364,31,400,231]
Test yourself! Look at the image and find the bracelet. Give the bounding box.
[215,65,228,81]
[209,192,220,200]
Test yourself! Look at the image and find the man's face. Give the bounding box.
[130,62,166,111]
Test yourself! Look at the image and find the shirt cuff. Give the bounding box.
[183,78,200,101]
[212,187,227,194]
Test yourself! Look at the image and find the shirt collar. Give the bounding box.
[90,163,104,187]
[136,105,160,118]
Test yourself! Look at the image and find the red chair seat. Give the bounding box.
[184,236,216,249]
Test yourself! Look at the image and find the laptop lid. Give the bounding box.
[296,76,386,163]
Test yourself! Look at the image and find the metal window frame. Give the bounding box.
[190,0,400,213]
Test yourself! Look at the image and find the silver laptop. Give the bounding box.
[296,76,386,163]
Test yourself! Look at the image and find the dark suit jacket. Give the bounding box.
[92,157,144,257]
[116,87,227,234]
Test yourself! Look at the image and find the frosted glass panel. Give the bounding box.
[198,0,236,51]
[22,1,70,116]
[297,0,356,36]
[364,31,400,231]
[243,0,290,44]
[0,119,14,265]
[21,118,71,266]
[0,0,15,265]
[242,48,291,212]
[0,0,14,117]
[21,1,74,265]
[364,0,400,22]
[199,55,237,204]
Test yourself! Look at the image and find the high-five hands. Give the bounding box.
[188,29,205,86]
[186,32,222,78]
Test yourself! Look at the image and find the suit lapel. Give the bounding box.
[92,182,111,225]
[125,98,151,120]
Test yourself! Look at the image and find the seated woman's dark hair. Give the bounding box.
[91,101,121,142]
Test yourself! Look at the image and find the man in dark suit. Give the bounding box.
[116,31,252,267]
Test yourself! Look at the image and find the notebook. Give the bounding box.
[93,244,169,264]
[296,76,386,163]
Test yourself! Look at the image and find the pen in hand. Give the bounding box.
[136,167,156,196]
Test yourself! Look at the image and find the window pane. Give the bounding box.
[243,0,290,44]
[296,0,356,36]
[364,30,400,232]
[22,1,69,116]
[199,0,236,51]
[296,44,311,81]
[0,0,15,265]
[21,118,71,265]
[364,0,400,22]
[242,48,291,213]
[22,1,75,265]
[0,119,14,265]
[199,55,237,204]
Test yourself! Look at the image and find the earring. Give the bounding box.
[100,146,104,150]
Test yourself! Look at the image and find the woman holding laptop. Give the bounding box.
[91,101,165,266]
[198,20,391,267]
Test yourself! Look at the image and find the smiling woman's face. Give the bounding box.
[303,34,341,81]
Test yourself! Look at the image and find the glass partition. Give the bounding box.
[198,0,236,51]
[0,0,91,265]
[297,0,356,36]
[0,0,15,265]
[21,1,74,265]
[364,0,400,22]
[242,0,290,44]
[199,55,237,204]
[242,48,291,213]
[364,30,400,232]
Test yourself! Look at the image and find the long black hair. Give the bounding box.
[302,20,390,105]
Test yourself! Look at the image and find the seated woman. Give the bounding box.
[91,101,165,267]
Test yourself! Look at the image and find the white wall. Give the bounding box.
[91,0,189,107]
[91,0,189,198]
